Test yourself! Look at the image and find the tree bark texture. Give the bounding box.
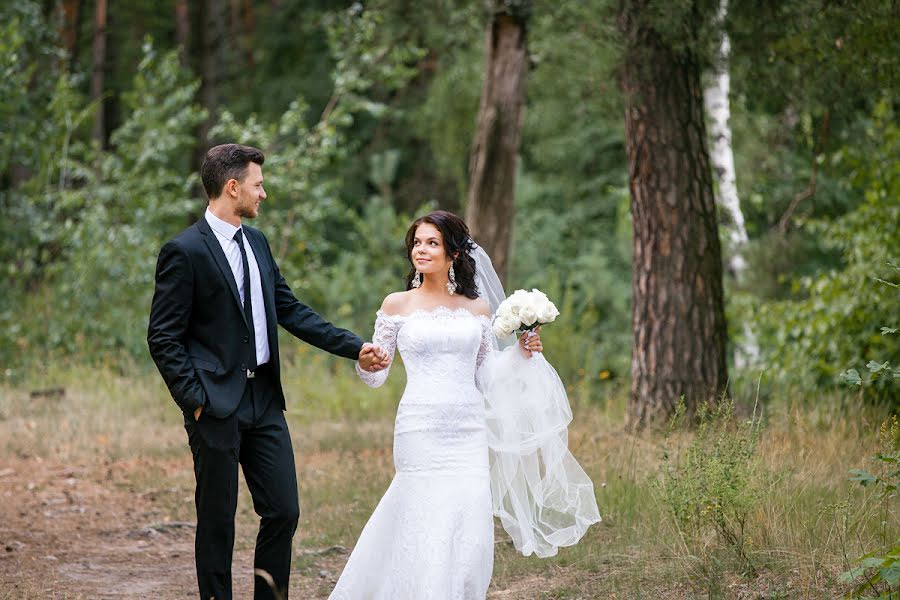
[90,0,108,146]
[619,1,729,427]
[174,0,190,64]
[198,0,227,152]
[465,12,528,284]
[59,0,82,70]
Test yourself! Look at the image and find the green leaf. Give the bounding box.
[848,469,879,486]
[841,369,862,385]
[860,556,887,568]
[882,327,898,335]
[839,566,867,582]
[882,563,900,585]
[867,360,890,373]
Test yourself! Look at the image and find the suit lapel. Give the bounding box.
[196,218,247,324]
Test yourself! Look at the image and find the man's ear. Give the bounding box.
[226,178,239,197]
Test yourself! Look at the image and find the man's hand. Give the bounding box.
[519,326,543,359]
[358,342,390,372]
[194,405,202,421]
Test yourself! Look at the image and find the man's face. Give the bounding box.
[232,162,266,219]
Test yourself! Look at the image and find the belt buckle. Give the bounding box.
[247,369,256,379]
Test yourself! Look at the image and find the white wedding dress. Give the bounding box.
[329,306,600,600]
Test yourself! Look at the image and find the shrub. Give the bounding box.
[657,397,765,575]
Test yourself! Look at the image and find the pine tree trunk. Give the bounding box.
[59,0,82,70]
[198,0,226,154]
[243,0,255,68]
[174,0,190,64]
[703,0,759,368]
[90,0,108,147]
[465,8,529,284]
[619,1,729,427]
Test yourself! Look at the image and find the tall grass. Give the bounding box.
[1,359,895,598]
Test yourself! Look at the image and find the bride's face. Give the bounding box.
[411,223,453,276]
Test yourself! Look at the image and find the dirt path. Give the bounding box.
[0,457,601,599]
[0,456,357,599]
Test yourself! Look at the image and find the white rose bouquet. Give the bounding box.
[492,288,560,339]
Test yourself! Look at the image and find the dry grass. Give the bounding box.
[0,361,895,598]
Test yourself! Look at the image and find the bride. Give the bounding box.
[329,210,600,599]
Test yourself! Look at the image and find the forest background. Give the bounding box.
[1,0,898,598]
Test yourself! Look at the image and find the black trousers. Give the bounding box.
[184,365,300,600]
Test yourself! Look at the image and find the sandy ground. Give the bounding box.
[0,456,373,599]
[0,456,604,599]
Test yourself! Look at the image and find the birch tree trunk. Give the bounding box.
[703,0,759,368]
[619,0,730,427]
[465,3,530,284]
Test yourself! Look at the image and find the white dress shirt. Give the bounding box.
[205,208,271,366]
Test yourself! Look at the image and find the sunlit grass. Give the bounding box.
[1,359,895,598]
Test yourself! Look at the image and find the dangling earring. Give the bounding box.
[446,264,456,295]
[411,271,422,289]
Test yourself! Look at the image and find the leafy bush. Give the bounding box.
[840,261,899,391]
[752,99,899,400]
[840,416,900,597]
[1,40,205,371]
[657,398,765,575]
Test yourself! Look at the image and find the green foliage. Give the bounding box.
[658,398,765,574]
[0,2,64,178]
[2,0,897,414]
[209,4,426,339]
[840,417,900,597]
[730,0,897,117]
[751,99,900,400]
[0,42,205,367]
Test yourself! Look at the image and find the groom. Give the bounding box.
[148,143,387,599]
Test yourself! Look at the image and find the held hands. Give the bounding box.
[194,345,390,421]
[519,326,543,359]
[359,342,391,372]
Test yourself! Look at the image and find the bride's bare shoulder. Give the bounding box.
[465,297,492,318]
[380,291,414,316]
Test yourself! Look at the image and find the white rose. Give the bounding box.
[529,295,550,321]
[505,289,530,316]
[493,314,518,338]
[531,289,549,304]
[537,300,559,323]
[519,305,538,327]
[495,303,512,321]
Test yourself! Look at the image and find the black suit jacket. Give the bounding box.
[148,217,364,418]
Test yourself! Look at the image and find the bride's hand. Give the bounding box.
[519,326,542,359]
[359,343,391,372]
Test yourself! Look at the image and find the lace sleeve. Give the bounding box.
[355,312,400,388]
[476,317,494,370]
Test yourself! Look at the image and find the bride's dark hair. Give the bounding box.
[404,210,479,299]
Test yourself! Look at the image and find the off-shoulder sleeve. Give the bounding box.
[355,312,401,388]
[476,317,494,370]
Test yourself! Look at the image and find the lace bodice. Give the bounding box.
[355,306,494,390]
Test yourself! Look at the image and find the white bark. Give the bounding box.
[703,0,759,367]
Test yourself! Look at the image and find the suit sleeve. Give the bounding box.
[147,241,207,413]
[264,239,364,360]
